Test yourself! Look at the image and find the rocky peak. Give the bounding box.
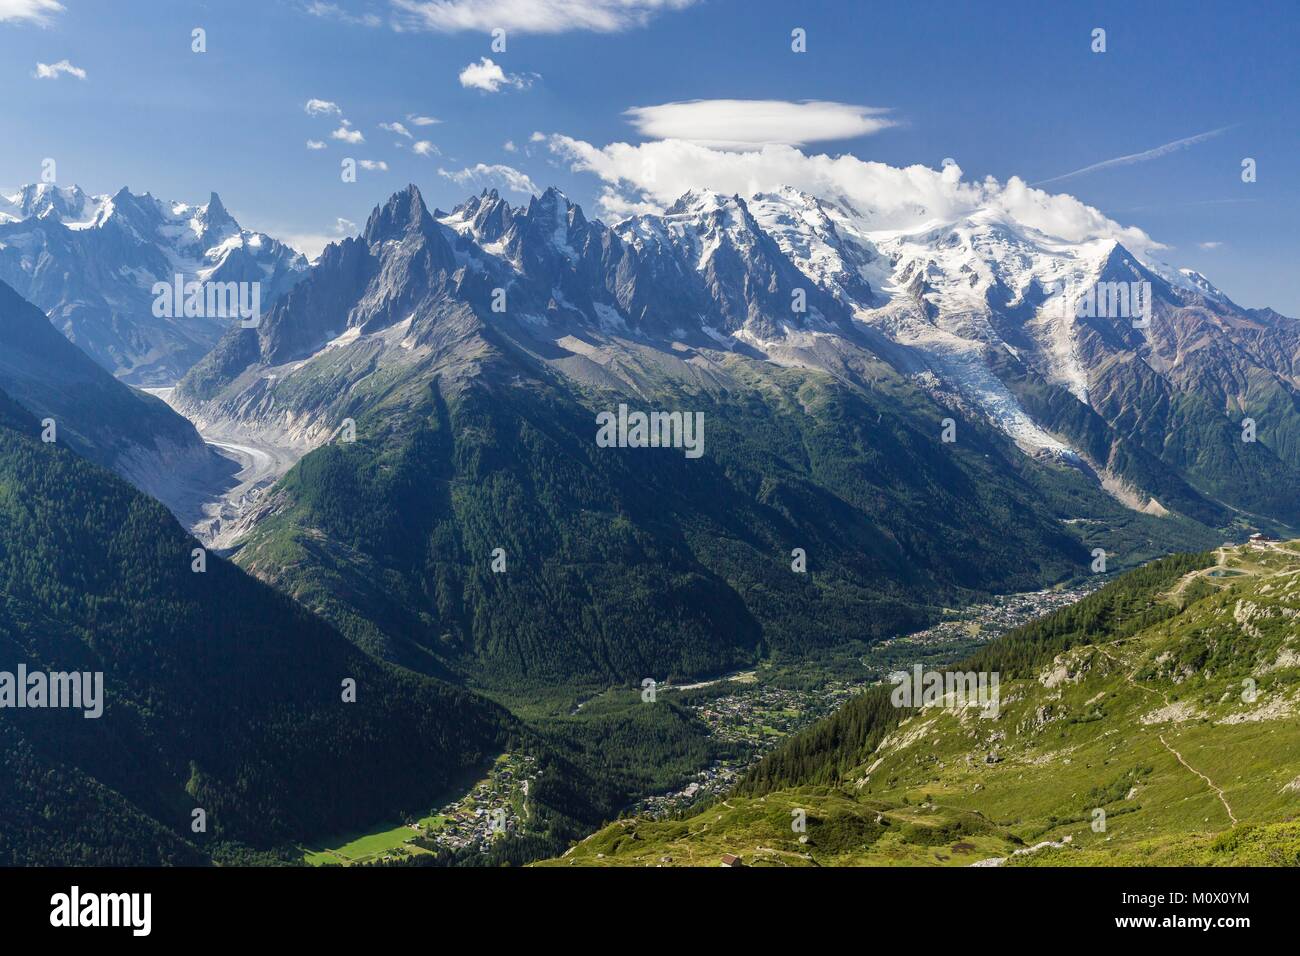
[200,191,236,229]
[14,183,89,221]
[364,183,434,245]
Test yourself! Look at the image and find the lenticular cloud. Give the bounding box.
[623,100,896,149]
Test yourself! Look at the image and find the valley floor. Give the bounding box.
[544,543,1300,867]
[139,386,301,548]
[301,753,538,866]
[626,583,1101,821]
[301,582,1101,866]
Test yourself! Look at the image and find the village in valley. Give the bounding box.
[870,584,1100,657]
[417,752,539,854]
[304,584,1103,858]
[630,583,1100,819]
[302,753,539,866]
[632,678,862,818]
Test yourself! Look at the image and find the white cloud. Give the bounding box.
[359,159,388,170]
[0,0,63,24]
[303,1,381,27]
[380,121,412,138]
[458,57,533,93]
[412,140,440,157]
[407,113,440,126]
[392,0,697,34]
[543,134,1161,253]
[439,163,537,195]
[503,140,517,152]
[33,58,85,80]
[331,120,365,144]
[1199,241,1223,250]
[625,99,895,149]
[306,139,327,150]
[305,98,342,116]
[272,216,359,261]
[1033,127,1235,186]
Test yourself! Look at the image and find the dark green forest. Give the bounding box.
[232,362,1213,697]
[0,383,758,865]
[0,388,511,863]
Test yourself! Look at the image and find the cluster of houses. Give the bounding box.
[634,682,864,819]
[425,754,538,852]
[875,585,1097,657]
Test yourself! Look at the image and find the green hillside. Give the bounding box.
[0,386,513,864]
[230,354,1216,696]
[546,542,1300,866]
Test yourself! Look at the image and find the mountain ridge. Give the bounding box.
[0,383,515,863]
[0,183,308,384]
[164,184,1229,691]
[173,182,1299,538]
[0,277,236,520]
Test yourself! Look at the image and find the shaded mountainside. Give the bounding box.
[0,388,512,864]
[0,278,234,522]
[553,543,1300,866]
[225,351,1218,691]
[173,185,1218,692]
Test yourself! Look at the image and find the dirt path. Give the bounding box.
[1164,547,1228,601]
[1158,733,1239,826]
[1096,645,1238,827]
[1166,541,1298,602]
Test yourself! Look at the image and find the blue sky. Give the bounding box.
[2,0,1297,312]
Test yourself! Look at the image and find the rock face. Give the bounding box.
[160,185,1249,690]
[177,183,1300,533]
[0,183,308,384]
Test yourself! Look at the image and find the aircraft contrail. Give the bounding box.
[1032,126,1236,186]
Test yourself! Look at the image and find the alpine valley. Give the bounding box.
[171,181,1298,693]
[2,175,1297,867]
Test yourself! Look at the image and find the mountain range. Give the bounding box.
[176,182,1300,532]
[0,183,307,384]
[162,182,1295,691]
[2,175,1297,866]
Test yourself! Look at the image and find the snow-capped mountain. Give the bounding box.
[174,183,1300,533]
[700,186,1300,525]
[160,182,1300,692]
[0,183,308,384]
